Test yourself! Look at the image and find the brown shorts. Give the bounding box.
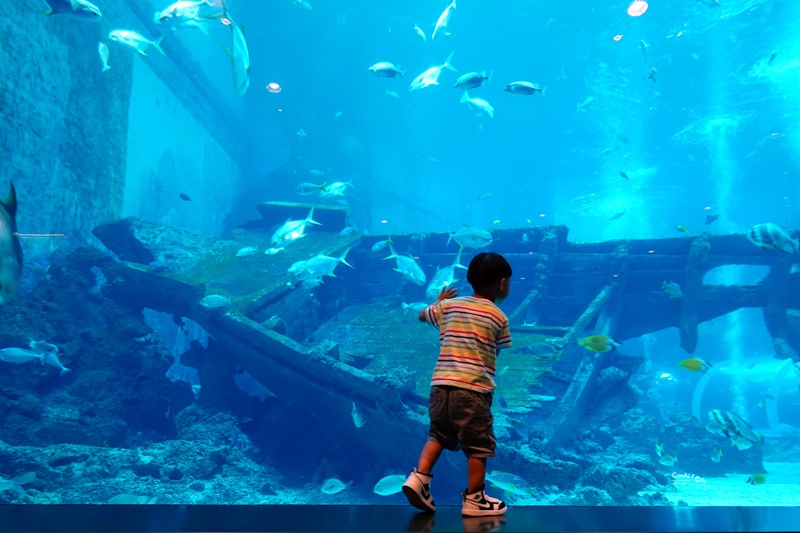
[428,385,496,458]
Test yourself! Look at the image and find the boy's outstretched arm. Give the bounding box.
[419,285,459,322]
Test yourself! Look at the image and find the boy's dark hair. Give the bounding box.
[467,252,512,290]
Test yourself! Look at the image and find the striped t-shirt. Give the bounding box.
[423,296,512,393]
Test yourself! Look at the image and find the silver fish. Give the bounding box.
[98,42,111,72]
[351,402,366,428]
[747,223,799,254]
[224,16,250,95]
[270,208,321,247]
[369,62,405,78]
[504,81,545,96]
[425,247,467,301]
[383,244,426,286]
[109,30,165,56]
[454,71,492,90]
[0,348,44,365]
[409,51,456,91]
[0,183,22,305]
[44,0,102,20]
[460,91,494,118]
[432,0,456,40]
[448,227,492,249]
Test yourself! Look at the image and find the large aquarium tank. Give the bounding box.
[2,0,800,518]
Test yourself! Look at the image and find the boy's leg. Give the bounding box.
[417,439,444,474]
[466,456,486,493]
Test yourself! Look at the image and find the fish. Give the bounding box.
[402,302,428,314]
[448,227,492,249]
[156,0,221,33]
[321,478,351,495]
[705,214,719,225]
[368,62,405,78]
[373,474,406,496]
[648,68,657,82]
[746,474,767,485]
[295,182,326,195]
[577,96,594,112]
[711,448,723,463]
[0,348,44,365]
[0,472,36,495]
[620,171,629,180]
[675,225,689,233]
[485,471,533,497]
[270,208,321,247]
[385,90,399,98]
[339,226,357,236]
[264,247,284,255]
[761,392,775,401]
[43,0,101,20]
[733,437,753,451]
[199,294,230,311]
[236,246,258,257]
[520,233,529,243]
[459,91,494,118]
[656,443,665,457]
[609,209,626,221]
[290,248,353,283]
[503,81,545,96]
[109,30,165,57]
[98,42,111,72]
[319,180,353,198]
[516,342,558,356]
[29,340,58,355]
[297,129,307,141]
[43,351,70,376]
[706,409,763,445]
[601,144,620,156]
[413,24,427,43]
[409,51,456,91]
[768,51,777,65]
[659,373,676,382]
[351,402,366,428]
[662,281,682,298]
[659,454,678,466]
[640,40,648,58]
[371,237,393,252]
[223,17,250,96]
[578,335,621,353]
[179,193,192,201]
[757,401,765,408]
[0,183,23,305]
[431,0,456,40]
[383,244,426,286]
[747,223,799,254]
[679,357,712,373]
[454,71,492,90]
[425,246,467,301]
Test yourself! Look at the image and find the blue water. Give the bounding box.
[1,0,800,511]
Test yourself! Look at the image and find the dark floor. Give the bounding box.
[1,505,799,533]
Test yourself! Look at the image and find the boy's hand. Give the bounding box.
[437,285,458,301]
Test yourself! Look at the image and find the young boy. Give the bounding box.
[402,252,512,517]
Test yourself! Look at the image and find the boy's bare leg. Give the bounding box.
[467,457,487,493]
[416,440,444,474]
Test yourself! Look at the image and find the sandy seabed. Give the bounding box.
[664,462,800,506]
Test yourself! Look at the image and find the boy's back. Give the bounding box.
[423,296,511,393]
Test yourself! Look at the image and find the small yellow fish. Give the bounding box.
[656,443,665,457]
[492,219,501,226]
[757,401,765,408]
[711,448,723,463]
[747,474,767,485]
[675,225,689,233]
[678,357,712,373]
[578,335,621,353]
